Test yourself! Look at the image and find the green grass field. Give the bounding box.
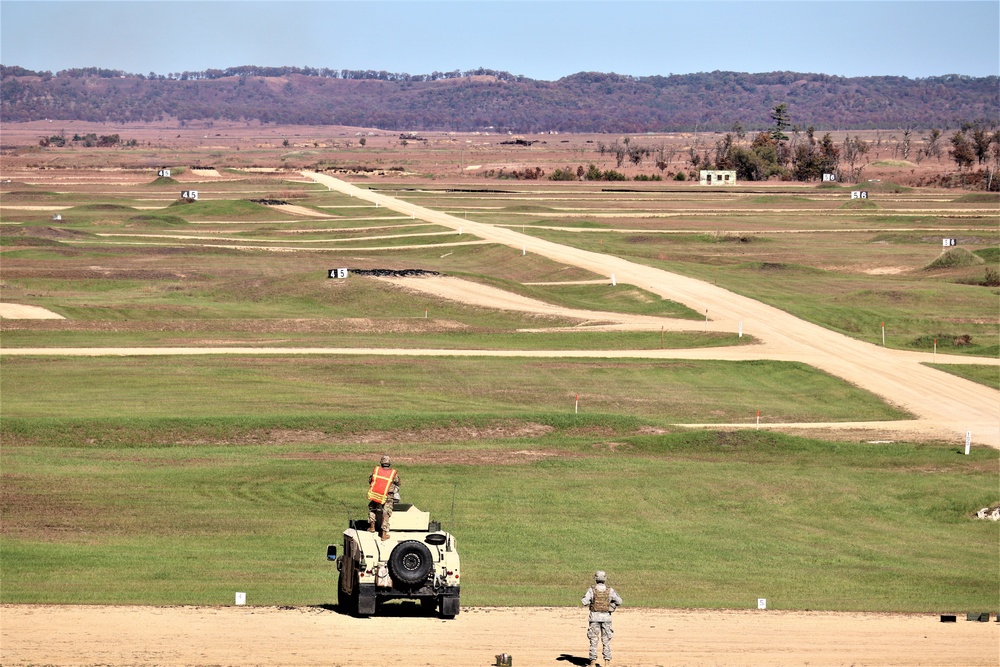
[2,420,996,610]
[2,171,997,614]
[0,356,908,422]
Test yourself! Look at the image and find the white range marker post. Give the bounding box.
[235,592,246,606]
[522,245,526,256]
[881,321,886,346]
[756,410,760,431]
[575,394,579,414]
[739,321,743,338]
[965,431,972,455]
[611,274,616,286]
[757,598,766,610]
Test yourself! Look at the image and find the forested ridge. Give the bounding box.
[2,65,996,132]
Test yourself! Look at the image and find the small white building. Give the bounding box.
[700,170,736,186]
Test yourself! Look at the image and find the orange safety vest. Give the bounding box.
[367,466,398,504]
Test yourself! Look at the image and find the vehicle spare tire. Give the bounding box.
[388,540,433,586]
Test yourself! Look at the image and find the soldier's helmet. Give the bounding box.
[594,570,607,583]
[380,455,391,468]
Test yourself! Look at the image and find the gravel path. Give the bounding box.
[304,172,1000,448]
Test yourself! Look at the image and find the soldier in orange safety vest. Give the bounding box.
[367,455,400,541]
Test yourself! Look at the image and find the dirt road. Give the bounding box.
[3,604,997,667]
[304,172,1000,448]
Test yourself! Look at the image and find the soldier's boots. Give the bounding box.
[381,530,390,541]
[367,524,376,533]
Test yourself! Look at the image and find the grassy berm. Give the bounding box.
[2,415,996,612]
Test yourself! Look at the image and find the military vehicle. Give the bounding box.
[327,503,461,618]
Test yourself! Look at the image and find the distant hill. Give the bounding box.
[2,65,996,132]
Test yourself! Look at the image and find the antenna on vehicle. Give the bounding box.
[341,500,361,540]
[449,482,457,531]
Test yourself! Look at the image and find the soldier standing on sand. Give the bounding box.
[581,570,622,666]
[367,455,400,541]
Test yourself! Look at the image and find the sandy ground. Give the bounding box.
[0,303,65,319]
[271,203,330,217]
[3,604,998,667]
[376,275,716,331]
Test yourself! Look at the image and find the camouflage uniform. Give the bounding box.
[368,456,400,538]
[581,571,621,665]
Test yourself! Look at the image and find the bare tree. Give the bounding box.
[655,143,677,173]
[611,139,627,168]
[687,138,704,169]
[924,129,943,163]
[898,126,913,161]
[842,135,870,182]
[627,142,650,166]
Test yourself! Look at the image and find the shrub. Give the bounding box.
[909,334,975,348]
[582,164,626,181]
[548,167,578,181]
[925,248,984,270]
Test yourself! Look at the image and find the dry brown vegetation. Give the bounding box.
[0,120,988,188]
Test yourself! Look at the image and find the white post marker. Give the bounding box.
[739,321,743,338]
[575,394,579,414]
[611,274,616,286]
[933,338,937,359]
[459,227,462,235]
[756,410,760,431]
[965,431,972,455]
[757,598,767,610]
[522,245,526,256]
[881,322,886,346]
[235,592,246,606]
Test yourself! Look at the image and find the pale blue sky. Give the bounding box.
[2,1,998,79]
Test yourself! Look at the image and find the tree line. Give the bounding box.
[2,66,995,133]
